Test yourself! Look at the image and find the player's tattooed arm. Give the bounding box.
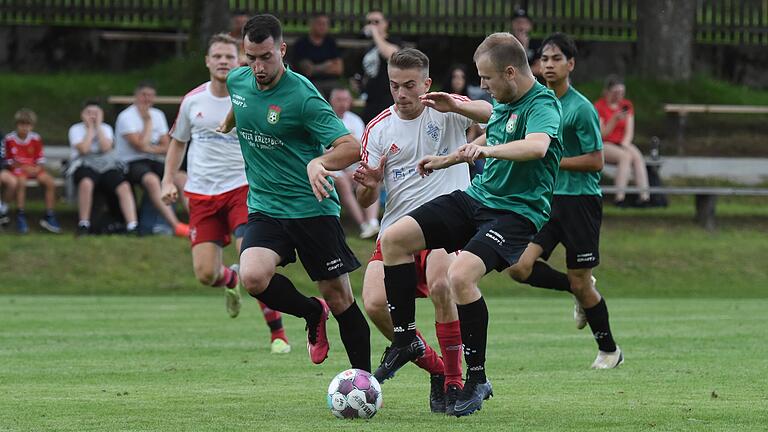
[419,92,492,123]
[308,134,361,201]
[216,108,236,134]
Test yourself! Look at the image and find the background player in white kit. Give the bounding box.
[161,33,290,354]
[354,48,491,415]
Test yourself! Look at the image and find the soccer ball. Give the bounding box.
[327,368,382,419]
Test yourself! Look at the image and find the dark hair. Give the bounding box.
[243,14,283,43]
[207,33,238,52]
[443,64,468,96]
[135,80,156,92]
[604,74,624,90]
[82,99,102,109]
[389,48,430,75]
[540,32,578,59]
[474,32,529,72]
[512,8,532,23]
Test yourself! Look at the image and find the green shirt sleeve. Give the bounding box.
[575,103,603,154]
[525,95,561,139]
[302,94,350,149]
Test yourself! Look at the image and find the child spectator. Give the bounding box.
[2,109,61,233]
[67,101,139,235]
[0,128,16,226]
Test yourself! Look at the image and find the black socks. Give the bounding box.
[384,263,418,347]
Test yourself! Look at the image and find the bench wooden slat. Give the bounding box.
[601,186,768,196]
[100,31,188,42]
[664,104,768,115]
[107,96,183,105]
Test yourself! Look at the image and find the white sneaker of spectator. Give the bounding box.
[360,219,380,239]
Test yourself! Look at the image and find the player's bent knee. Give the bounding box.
[193,264,217,286]
[506,263,530,282]
[239,268,273,296]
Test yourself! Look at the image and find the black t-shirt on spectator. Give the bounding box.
[292,36,341,81]
[361,36,402,123]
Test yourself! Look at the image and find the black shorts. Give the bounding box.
[533,194,602,269]
[408,190,536,273]
[241,212,361,282]
[73,166,127,193]
[126,159,164,185]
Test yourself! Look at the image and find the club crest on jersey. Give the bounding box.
[389,143,400,155]
[425,121,440,142]
[506,113,518,134]
[267,105,281,124]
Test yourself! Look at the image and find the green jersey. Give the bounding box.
[226,66,350,218]
[465,82,563,230]
[555,86,603,196]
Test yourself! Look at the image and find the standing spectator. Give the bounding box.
[2,109,61,234]
[511,9,541,76]
[114,81,189,237]
[360,9,402,123]
[594,75,650,206]
[328,87,380,238]
[229,10,250,66]
[67,101,138,236]
[292,12,343,98]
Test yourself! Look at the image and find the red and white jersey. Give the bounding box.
[170,82,247,197]
[3,132,45,166]
[362,100,474,235]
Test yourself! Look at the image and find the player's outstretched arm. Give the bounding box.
[160,138,187,204]
[307,134,361,201]
[560,149,604,172]
[216,108,236,134]
[419,92,492,123]
[484,133,552,162]
[353,155,386,208]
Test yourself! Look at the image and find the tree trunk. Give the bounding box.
[188,0,230,53]
[637,0,696,80]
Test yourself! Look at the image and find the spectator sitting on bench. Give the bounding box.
[0,127,15,227]
[114,81,189,237]
[2,109,61,234]
[594,75,650,207]
[68,100,139,236]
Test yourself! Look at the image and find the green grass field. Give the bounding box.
[1,295,766,431]
[2,200,767,430]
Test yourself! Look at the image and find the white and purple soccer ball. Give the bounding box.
[327,368,382,419]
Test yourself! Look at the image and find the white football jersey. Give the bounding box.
[170,82,247,196]
[362,100,473,235]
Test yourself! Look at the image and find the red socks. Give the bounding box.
[413,330,445,375]
[436,320,463,390]
[213,265,238,288]
[258,301,287,342]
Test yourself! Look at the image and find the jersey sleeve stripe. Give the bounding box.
[170,82,208,135]
[361,107,393,163]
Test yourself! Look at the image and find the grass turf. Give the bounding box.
[1,295,766,431]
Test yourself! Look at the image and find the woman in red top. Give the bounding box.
[594,75,650,206]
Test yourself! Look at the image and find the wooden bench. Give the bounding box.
[601,185,768,230]
[664,103,768,155]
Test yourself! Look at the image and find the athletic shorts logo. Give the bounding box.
[506,113,518,134]
[195,112,203,119]
[267,105,281,124]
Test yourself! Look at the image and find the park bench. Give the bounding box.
[601,185,768,230]
[664,103,768,155]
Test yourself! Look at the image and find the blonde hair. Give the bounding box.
[474,32,530,72]
[14,108,37,125]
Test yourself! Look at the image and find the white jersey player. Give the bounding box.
[353,48,492,415]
